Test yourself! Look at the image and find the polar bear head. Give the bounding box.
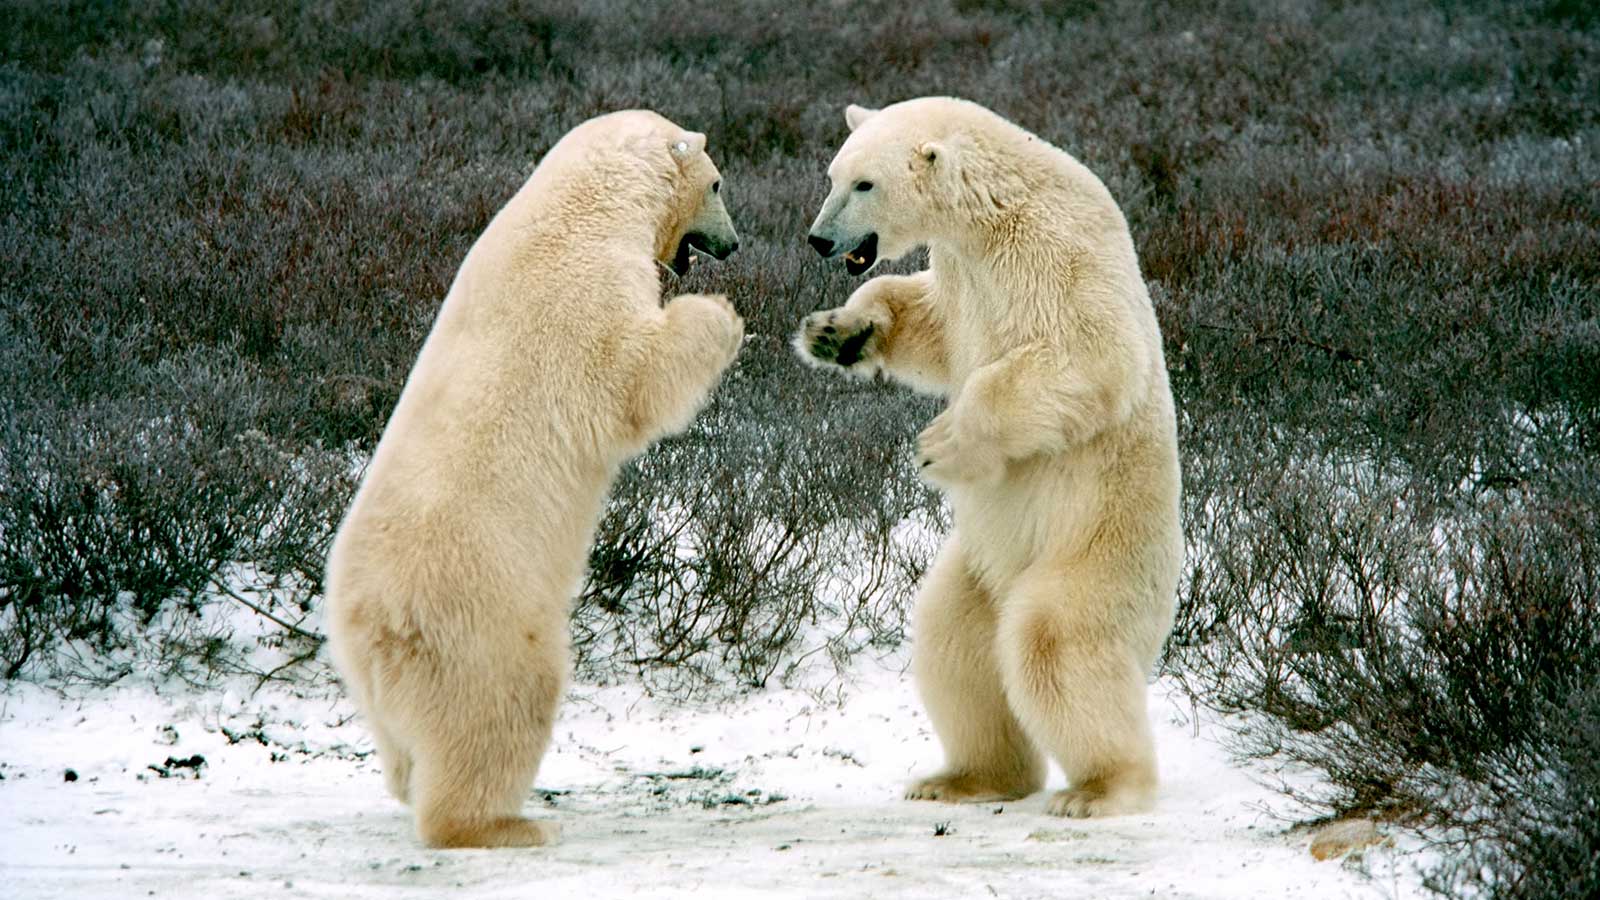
[807,97,1021,275]
[551,110,740,277]
[655,123,741,277]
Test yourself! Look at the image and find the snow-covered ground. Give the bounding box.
[0,651,1428,900]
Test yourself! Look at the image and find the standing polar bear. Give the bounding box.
[796,97,1182,817]
[325,110,744,848]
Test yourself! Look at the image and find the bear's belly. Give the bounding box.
[948,461,1100,588]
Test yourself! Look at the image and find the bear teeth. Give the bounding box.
[844,252,864,265]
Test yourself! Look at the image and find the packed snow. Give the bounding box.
[0,638,1428,899]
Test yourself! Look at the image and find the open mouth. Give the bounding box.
[669,232,734,277]
[842,233,878,276]
[669,237,697,276]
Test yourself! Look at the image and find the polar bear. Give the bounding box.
[795,97,1182,818]
[324,110,744,848]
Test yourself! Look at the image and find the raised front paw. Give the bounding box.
[707,295,746,365]
[793,307,880,370]
[673,292,744,366]
[916,411,1002,486]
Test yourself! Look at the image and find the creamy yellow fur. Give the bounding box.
[796,97,1182,818]
[324,110,743,848]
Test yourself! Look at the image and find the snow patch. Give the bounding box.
[0,653,1429,898]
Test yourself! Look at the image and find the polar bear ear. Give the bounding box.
[914,139,985,203]
[844,104,878,132]
[671,132,707,159]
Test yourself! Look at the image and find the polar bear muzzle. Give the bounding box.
[669,229,738,276]
[667,184,740,276]
[686,229,738,261]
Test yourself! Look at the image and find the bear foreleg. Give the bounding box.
[626,292,743,445]
[795,272,951,395]
[916,342,1138,482]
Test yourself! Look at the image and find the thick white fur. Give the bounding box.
[796,97,1182,817]
[324,110,743,848]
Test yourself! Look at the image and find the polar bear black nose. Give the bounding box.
[807,234,835,257]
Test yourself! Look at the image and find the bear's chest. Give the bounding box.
[940,292,1018,385]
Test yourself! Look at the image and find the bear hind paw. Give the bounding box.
[420,815,562,849]
[905,772,1036,804]
[1046,782,1154,819]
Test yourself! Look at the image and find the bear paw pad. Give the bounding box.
[796,309,877,368]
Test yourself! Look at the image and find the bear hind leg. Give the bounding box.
[335,639,415,805]
[997,567,1159,818]
[407,641,567,848]
[410,711,562,848]
[906,537,1045,804]
[370,718,413,804]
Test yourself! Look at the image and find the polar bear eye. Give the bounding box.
[712,180,721,194]
[854,180,874,192]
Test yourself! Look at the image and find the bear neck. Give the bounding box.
[929,171,1142,343]
[936,148,1133,280]
[506,157,678,260]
